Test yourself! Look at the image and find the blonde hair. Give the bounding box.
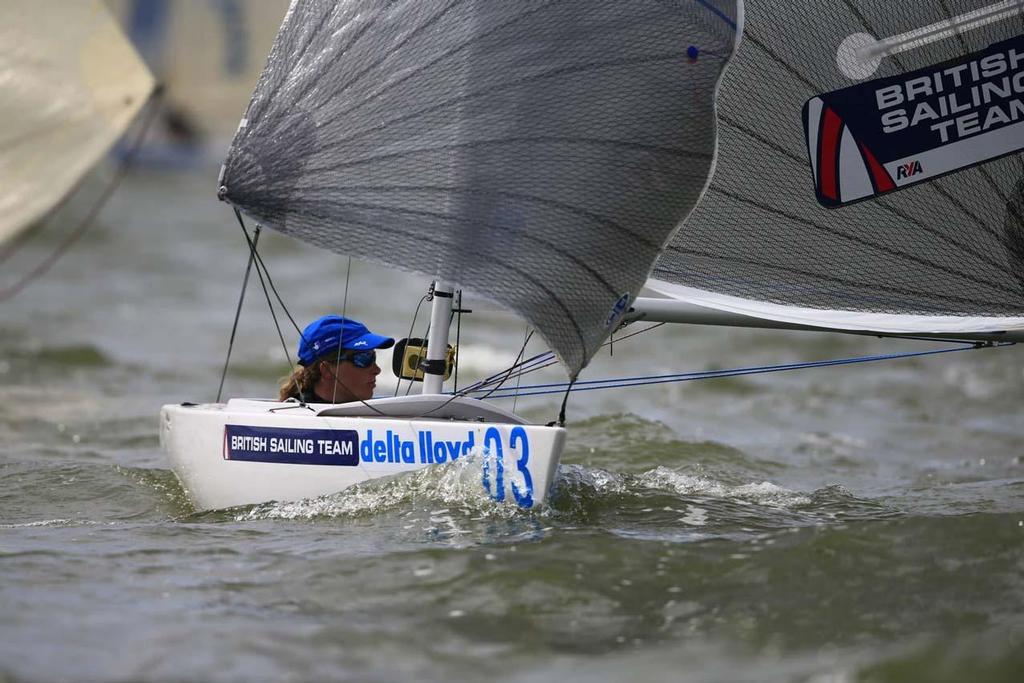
[278,361,326,402]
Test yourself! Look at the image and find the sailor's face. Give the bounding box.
[323,356,380,402]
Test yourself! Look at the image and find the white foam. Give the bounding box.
[236,453,526,521]
[639,467,811,508]
[0,518,75,528]
[558,464,812,510]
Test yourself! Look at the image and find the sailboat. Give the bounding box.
[161,0,1024,512]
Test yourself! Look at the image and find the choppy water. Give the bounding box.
[2,170,1023,683]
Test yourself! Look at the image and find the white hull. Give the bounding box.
[159,396,565,511]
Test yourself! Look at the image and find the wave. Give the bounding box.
[233,455,898,542]
[0,518,76,529]
[4,342,113,369]
[235,452,531,522]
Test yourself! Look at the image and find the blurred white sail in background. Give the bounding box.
[107,0,289,163]
[0,0,154,245]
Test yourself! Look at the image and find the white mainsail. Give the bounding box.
[217,0,743,377]
[0,0,155,246]
[647,0,1024,338]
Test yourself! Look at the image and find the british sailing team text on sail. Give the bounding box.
[877,41,1024,142]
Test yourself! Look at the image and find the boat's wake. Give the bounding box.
[549,463,901,542]
[235,452,529,522]
[554,464,812,508]
[232,457,899,542]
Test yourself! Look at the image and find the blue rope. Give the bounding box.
[461,341,1012,399]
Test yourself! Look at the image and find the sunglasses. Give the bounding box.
[340,350,377,369]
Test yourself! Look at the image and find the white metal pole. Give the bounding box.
[423,280,454,395]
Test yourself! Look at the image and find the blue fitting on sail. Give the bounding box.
[604,293,631,329]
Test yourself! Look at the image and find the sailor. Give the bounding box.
[278,315,395,404]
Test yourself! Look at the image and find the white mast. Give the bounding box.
[422,280,454,395]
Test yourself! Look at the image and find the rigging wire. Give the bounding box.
[455,323,997,399]
[234,225,306,339]
[554,378,576,426]
[404,320,431,397]
[216,223,262,402]
[224,210,391,415]
[452,289,463,393]
[467,340,1013,399]
[512,327,530,415]
[235,211,295,383]
[395,293,430,397]
[454,350,555,397]
[459,322,666,396]
[475,330,535,401]
[403,315,432,395]
[331,256,353,404]
[0,86,164,302]
[456,321,651,426]
[403,310,536,420]
[449,319,1011,406]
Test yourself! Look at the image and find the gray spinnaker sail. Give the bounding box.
[219,0,741,377]
[650,1,1024,336]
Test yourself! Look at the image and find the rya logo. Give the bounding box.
[896,160,923,179]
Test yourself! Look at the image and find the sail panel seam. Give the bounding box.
[302,137,713,175]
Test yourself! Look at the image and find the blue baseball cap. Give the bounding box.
[297,315,395,366]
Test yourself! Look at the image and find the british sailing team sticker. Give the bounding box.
[803,35,1024,207]
[224,425,358,465]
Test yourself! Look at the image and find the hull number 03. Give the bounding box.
[481,426,533,507]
